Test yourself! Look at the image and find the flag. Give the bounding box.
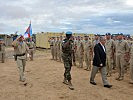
[24,21,32,38]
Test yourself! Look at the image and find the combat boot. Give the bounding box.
[118,77,124,81]
[63,78,68,85]
[115,76,120,80]
[68,81,74,90]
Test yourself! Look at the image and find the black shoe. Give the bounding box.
[90,81,97,85]
[104,85,112,88]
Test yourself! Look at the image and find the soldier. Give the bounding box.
[77,36,84,68]
[83,36,92,71]
[0,39,6,63]
[62,31,74,90]
[53,37,58,61]
[56,37,61,61]
[71,36,76,66]
[92,34,100,48]
[112,35,117,70]
[124,36,131,72]
[74,36,78,65]
[59,36,63,62]
[105,33,115,77]
[27,38,36,61]
[48,37,55,60]
[129,39,133,84]
[115,33,129,81]
[12,35,29,82]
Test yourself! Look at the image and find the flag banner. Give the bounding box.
[24,21,32,38]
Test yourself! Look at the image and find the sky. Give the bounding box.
[0,0,133,35]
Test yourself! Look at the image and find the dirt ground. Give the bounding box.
[0,47,133,100]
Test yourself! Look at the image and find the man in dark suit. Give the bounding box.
[90,37,112,88]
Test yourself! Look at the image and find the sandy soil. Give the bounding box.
[0,47,133,100]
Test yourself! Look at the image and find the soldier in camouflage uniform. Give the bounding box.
[59,36,63,62]
[129,39,133,84]
[48,37,55,60]
[77,36,84,68]
[56,37,61,61]
[83,36,92,71]
[12,35,29,82]
[53,37,58,60]
[27,38,36,61]
[115,33,129,81]
[0,39,6,63]
[105,33,115,77]
[71,36,76,66]
[62,31,74,90]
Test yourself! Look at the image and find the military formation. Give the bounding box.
[0,32,133,90]
[49,32,133,90]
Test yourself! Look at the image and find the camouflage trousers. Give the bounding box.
[0,52,5,63]
[62,53,72,81]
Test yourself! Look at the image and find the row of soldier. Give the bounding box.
[49,33,133,84]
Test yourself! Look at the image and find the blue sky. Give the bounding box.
[0,0,133,35]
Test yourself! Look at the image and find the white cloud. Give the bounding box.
[0,0,133,34]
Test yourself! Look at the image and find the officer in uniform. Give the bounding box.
[105,33,115,77]
[12,35,29,82]
[129,40,133,84]
[56,37,60,61]
[71,36,76,66]
[48,37,55,60]
[27,38,36,61]
[83,36,92,71]
[115,33,129,81]
[53,37,58,61]
[59,36,63,62]
[0,39,6,63]
[74,36,78,65]
[93,34,100,48]
[77,36,84,68]
[62,31,74,90]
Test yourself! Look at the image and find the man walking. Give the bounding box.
[62,31,74,90]
[12,35,29,82]
[90,37,112,88]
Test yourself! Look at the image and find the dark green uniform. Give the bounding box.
[62,39,73,81]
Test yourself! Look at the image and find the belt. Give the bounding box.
[50,45,53,46]
[16,53,25,56]
[29,48,33,49]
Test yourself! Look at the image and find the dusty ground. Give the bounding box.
[0,47,133,100]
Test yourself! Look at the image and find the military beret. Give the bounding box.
[95,34,100,36]
[118,33,123,35]
[66,31,72,35]
[106,33,111,35]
